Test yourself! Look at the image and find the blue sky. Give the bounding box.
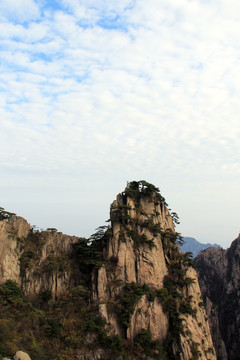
[1,0,239,247]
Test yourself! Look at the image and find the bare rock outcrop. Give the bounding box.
[195,234,240,360]
[21,230,79,298]
[0,216,79,299]
[0,216,30,285]
[0,181,216,360]
[94,181,216,359]
[126,294,168,341]
[14,351,31,360]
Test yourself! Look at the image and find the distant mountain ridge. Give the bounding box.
[181,237,221,257]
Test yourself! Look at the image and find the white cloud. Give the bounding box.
[60,0,134,20]
[0,0,239,245]
[0,0,40,22]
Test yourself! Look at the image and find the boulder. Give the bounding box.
[14,351,31,360]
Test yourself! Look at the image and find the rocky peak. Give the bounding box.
[0,181,216,360]
[195,247,227,303]
[94,181,216,359]
[106,181,173,289]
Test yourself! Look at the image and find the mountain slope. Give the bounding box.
[0,181,216,360]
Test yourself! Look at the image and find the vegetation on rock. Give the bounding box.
[0,207,16,220]
[0,181,215,360]
[124,180,168,207]
[134,329,167,359]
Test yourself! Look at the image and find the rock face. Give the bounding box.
[0,216,79,299]
[0,216,30,285]
[195,234,240,360]
[93,181,216,359]
[0,181,216,360]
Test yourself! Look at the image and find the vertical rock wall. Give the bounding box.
[95,183,216,359]
[0,216,79,299]
[0,182,217,360]
[0,216,30,285]
[195,235,240,360]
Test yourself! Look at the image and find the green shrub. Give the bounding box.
[141,220,162,236]
[156,274,196,340]
[116,283,145,333]
[44,318,62,338]
[190,341,201,360]
[142,284,156,302]
[98,331,124,359]
[20,250,37,277]
[206,347,214,354]
[184,277,196,285]
[0,207,16,220]
[124,181,168,206]
[110,205,132,224]
[69,285,90,301]
[179,300,196,316]
[0,280,23,305]
[72,228,108,274]
[134,329,167,359]
[126,228,155,249]
[84,316,105,332]
[0,344,6,358]
[39,290,52,303]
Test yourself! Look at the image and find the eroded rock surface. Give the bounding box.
[0,216,30,285]
[94,182,216,359]
[0,181,216,360]
[195,234,240,360]
[0,216,79,299]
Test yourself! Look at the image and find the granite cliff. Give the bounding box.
[0,181,216,360]
[195,234,240,360]
[0,215,79,299]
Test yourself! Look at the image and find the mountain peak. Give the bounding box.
[0,182,216,360]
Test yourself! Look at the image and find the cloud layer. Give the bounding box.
[0,0,239,246]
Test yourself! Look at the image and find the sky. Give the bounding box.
[0,0,239,248]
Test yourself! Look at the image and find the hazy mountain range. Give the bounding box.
[181,237,221,257]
